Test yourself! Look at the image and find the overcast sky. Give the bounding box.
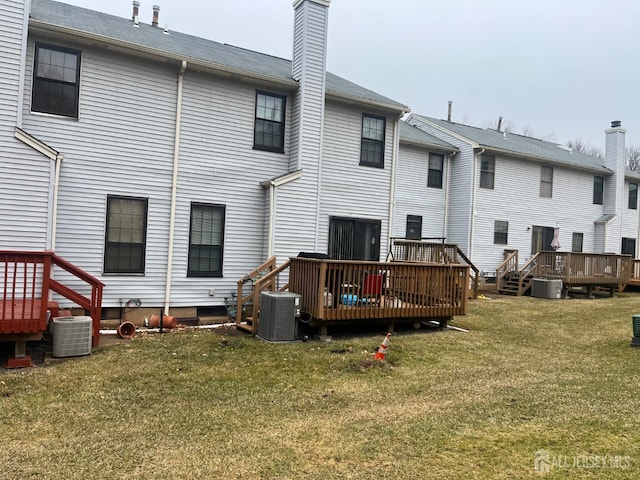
[59,0,640,151]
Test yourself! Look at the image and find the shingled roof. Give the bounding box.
[30,0,409,112]
[399,121,457,152]
[411,114,613,174]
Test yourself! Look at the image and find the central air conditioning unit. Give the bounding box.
[531,278,563,299]
[257,291,302,342]
[52,316,93,358]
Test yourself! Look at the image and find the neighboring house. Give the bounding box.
[0,0,408,316]
[404,113,639,275]
[394,121,457,242]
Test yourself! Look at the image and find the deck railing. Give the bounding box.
[288,258,469,322]
[0,251,104,346]
[631,260,640,285]
[535,251,630,285]
[389,239,479,298]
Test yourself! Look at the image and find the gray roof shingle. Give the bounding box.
[412,114,611,173]
[399,121,457,152]
[30,0,408,112]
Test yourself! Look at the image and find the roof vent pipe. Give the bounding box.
[447,100,452,122]
[152,5,160,27]
[497,116,503,132]
[611,120,622,128]
[132,1,140,24]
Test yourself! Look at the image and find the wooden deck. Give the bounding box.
[235,256,470,335]
[288,258,469,328]
[498,250,631,296]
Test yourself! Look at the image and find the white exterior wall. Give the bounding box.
[316,101,395,259]
[0,0,51,250]
[394,143,447,238]
[22,39,178,305]
[406,116,475,254]
[472,156,606,272]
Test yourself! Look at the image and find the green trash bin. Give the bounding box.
[633,315,640,338]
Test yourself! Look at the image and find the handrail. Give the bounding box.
[247,259,291,334]
[0,251,104,347]
[455,246,479,299]
[517,252,540,295]
[496,250,518,291]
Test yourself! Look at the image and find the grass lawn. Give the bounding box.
[2,293,640,479]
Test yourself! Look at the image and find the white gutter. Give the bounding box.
[261,170,303,257]
[164,60,187,316]
[443,151,456,238]
[469,148,485,259]
[387,118,400,251]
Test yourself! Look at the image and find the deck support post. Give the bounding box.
[5,341,33,368]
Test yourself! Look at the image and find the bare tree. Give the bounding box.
[627,145,640,172]
[566,138,604,159]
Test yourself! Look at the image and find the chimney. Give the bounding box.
[447,101,452,122]
[152,5,160,27]
[132,1,140,24]
[602,120,626,251]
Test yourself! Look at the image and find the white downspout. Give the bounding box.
[387,117,400,257]
[50,154,63,251]
[164,60,187,315]
[469,148,484,258]
[267,184,275,257]
[443,151,455,239]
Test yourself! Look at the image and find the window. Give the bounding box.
[360,114,386,168]
[188,204,225,277]
[406,215,422,240]
[494,220,508,245]
[629,183,638,210]
[428,153,444,188]
[593,176,604,205]
[480,154,495,189]
[32,43,80,117]
[254,91,285,152]
[104,196,148,274]
[622,237,636,257]
[328,217,380,261]
[572,233,583,253]
[540,166,553,198]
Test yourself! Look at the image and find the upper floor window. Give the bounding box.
[104,196,148,274]
[593,176,604,205]
[480,154,495,189]
[32,43,81,118]
[406,215,422,240]
[427,153,444,188]
[540,166,553,198]
[188,203,225,277]
[360,114,386,168]
[254,91,285,153]
[629,183,638,210]
[494,220,508,244]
